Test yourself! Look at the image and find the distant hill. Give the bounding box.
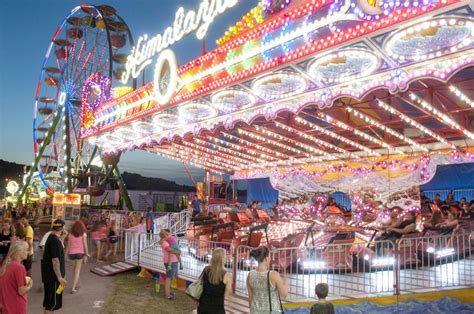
[0,160,29,189]
[0,159,194,191]
[121,171,195,192]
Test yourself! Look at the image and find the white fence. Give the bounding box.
[124,231,473,300]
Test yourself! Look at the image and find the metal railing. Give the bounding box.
[124,230,473,300]
[168,209,193,236]
[397,232,473,291]
[233,239,397,298]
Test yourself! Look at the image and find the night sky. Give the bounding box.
[0,0,258,185]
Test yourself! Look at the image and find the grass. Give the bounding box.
[101,271,197,314]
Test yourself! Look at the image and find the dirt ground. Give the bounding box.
[102,271,197,314]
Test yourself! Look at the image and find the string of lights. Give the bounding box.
[408,92,474,140]
[312,112,403,154]
[293,117,380,157]
[345,106,429,152]
[377,99,456,149]
[449,85,474,108]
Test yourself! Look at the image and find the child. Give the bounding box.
[311,283,335,314]
[160,229,183,270]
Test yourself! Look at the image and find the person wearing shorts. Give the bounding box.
[42,219,66,313]
[66,221,89,293]
[159,229,179,300]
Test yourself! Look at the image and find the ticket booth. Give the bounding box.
[52,192,82,229]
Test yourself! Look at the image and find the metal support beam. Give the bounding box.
[112,165,134,211]
[18,110,62,203]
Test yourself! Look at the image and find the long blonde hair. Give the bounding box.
[0,240,28,275]
[208,248,226,285]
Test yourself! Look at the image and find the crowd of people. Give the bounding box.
[421,192,474,219]
[0,206,125,314]
[173,244,334,314]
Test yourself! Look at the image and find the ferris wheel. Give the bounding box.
[19,4,135,201]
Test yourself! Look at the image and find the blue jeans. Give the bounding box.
[164,262,179,278]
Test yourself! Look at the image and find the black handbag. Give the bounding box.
[267,271,284,313]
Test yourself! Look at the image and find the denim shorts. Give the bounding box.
[165,262,179,279]
[69,253,84,260]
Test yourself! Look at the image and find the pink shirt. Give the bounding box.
[0,260,27,314]
[165,235,177,246]
[68,235,84,255]
[161,241,178,263]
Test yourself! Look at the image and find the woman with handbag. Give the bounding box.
[196,248,232,314]
[246,246,288,313]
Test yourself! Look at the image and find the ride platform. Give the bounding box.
[91,261,138,277]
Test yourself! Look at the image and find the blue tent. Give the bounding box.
[246,178,278,209]
[421,163,474,201]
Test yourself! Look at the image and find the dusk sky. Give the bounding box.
[0,0,258,185]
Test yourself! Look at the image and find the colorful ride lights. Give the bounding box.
[131,121,158,135]
[376,100,456,149]
[272,122,345,159]
[121,0,243,83]
[345,106,429,152]
[177,102,218,121]
[152,113,185,129]
[298,258,326,270]
[384,18,473,61]
[365,255,396,267]
[449,85,474,108]
[313,112,401,154]
[408,92,474,140]
[210,89,257,112]
[307,49,380,84]
[426,247,455,259]
[243,259,259,268]
[252,73,309,99]
[292,118,378,157]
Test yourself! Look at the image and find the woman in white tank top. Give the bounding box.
[246,247,288,313]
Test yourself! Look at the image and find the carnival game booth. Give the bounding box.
[64,0,474,299]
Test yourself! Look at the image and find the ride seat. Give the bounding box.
[248,232,263,248]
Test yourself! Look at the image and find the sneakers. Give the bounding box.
[167,294,175,300]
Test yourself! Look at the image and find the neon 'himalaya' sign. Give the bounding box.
[121,0,241,84]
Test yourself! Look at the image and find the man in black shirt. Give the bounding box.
[41,219,67,313]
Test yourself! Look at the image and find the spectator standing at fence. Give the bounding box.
[42,219,67,313]
[159,229,179,300]
[20,214,34,277]
[247,246,288,313]
[65,221,89,293]
[310,283,335,314]
[0,240,33,314]
[197,248,233,314]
